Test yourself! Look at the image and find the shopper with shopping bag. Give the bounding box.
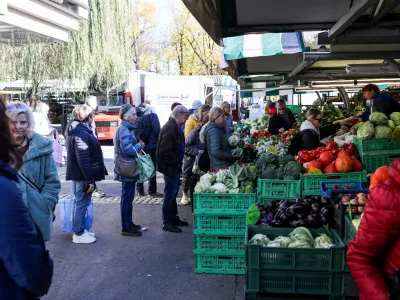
[114,104,145,237]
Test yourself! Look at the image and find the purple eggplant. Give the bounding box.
[286,204,307,215]
[289,220,297,227]
[311,202,322,213]
[296,212,306,220]
[307,213,319,227]
[320,214,329,226]
[266,201,277,213]
[270,219,282,227]
[320,206,332,216]
[295,219,308,227]
[321,197,331,206]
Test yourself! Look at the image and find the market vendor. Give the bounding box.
[299,108,352,151]
[358,84,400,121]
[268,99,296,135]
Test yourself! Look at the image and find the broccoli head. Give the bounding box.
[278,154,294,167]
[260,166,276,179]
[284,175,297,180]
[283,161,302,180]
[263,152,278,164]
[275,168,284,180]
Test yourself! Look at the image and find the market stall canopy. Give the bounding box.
[0,0,89,43]
[182,0,400,45]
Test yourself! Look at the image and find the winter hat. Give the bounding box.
[136,103,148,116]
[266,100,273,107]
[119,103,133,120]
[192,100,203,110]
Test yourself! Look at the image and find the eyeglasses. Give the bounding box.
[7,103,29,112]
[277,108,286,111]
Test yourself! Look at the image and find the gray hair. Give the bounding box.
[33,102,50,115]
[170,105,188,119]
[122,107,136,122]
[276,99,286,107]
[85,95,98,110]
[7,101,35,139]
[72,104,93,123]
[200,106,224,143]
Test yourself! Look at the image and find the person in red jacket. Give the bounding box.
[347,158,400,300]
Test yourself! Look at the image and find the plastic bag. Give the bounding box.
[134,149,156,183]
[60,187,93,232]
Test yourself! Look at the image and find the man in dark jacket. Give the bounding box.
[358,83,400,121]
[157,105,189,233]
[268,99,296,135]
[134,104,162,197]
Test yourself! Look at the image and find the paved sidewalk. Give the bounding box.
[43,203,244,300]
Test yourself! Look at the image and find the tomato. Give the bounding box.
[331,149,339,156]
[316,146,326,153]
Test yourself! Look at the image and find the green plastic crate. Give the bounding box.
[193,210,246,232]
[194,250,245,274]
[257,178,301,199]
[360,153,400,173]
[353,137,400,156]
[194,192,256,211]
[246,227,345,272]
[234,123,252,131]
[245,291,345,300]
[194,229,246,252]
[344,215,356,246]
[301,171,367,196]
[245,269,344,295]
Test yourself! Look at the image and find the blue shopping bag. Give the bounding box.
[59,188,94,232]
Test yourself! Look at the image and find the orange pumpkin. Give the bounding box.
[335,154,353,173]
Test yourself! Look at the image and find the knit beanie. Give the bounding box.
[119,103,133,120]
[192,100,203,110]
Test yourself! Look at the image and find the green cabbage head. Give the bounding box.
[374,125,392,139]
[390,112,400,126]
[370,112,388,126]
[357,121,375,140]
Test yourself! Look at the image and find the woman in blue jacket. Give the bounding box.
[8,102,61,242]
[114,104,145,236]
[0,100,53,300]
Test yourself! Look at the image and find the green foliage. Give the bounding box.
[0,0,133,98]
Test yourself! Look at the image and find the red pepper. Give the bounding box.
[298,150,308,158]
[308,150,318,159]
[302,154,314,162]
[326,142,337,151]
[316,146,326,153]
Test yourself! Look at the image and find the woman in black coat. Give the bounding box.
[299,108,352,151]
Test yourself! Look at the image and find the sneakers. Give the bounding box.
[180,193,190,205]
[162,224,182,233]
[92,189,106,198]
[122,228,142,236]
[72,232,96,244]
[84,229,95,237]
[148,191,163,197]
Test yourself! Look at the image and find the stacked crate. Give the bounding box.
[257,178,301,204]
[193,192,256,274]
[245,226,346,300]
[353,137,400,173]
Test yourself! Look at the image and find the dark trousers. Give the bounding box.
[137,148,157,194]
[121,181,136,229]
[163,170,180,225]
[182,174,198,213]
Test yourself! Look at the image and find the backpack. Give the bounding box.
[134,114,153,145]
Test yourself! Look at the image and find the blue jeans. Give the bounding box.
[72,181,92,236]
[121,181,136,229]
[163,170,180,225]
